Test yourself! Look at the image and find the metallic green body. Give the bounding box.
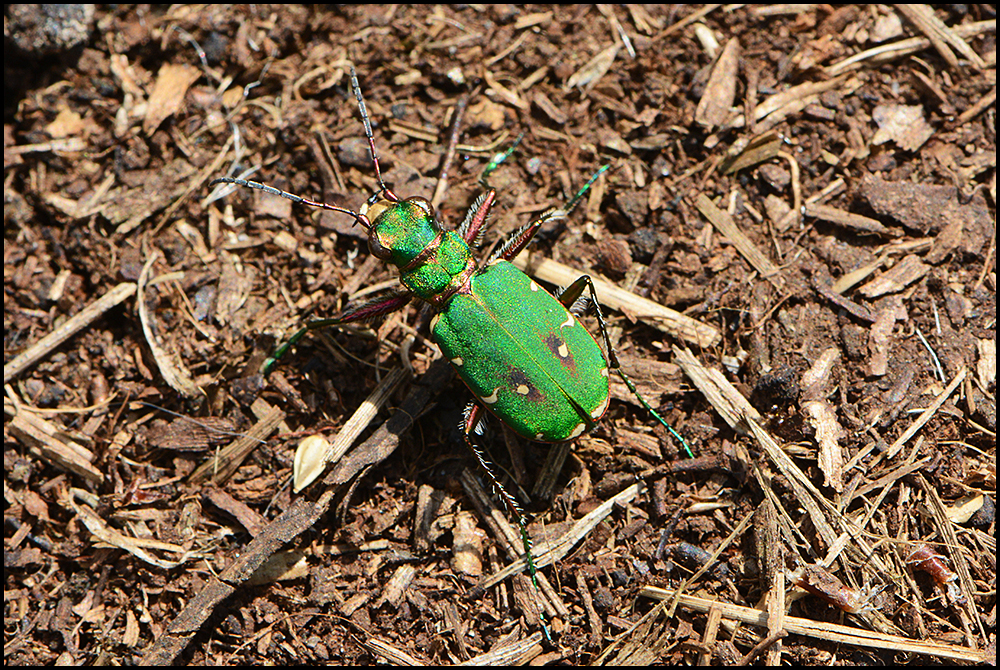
[431,260,610,442]
[400,230,470,301]
[369,199,611,442]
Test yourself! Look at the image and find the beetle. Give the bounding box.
[211,66,689,627]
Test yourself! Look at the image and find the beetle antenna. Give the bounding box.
[209,177,371,230]
[350,65,397,202]
[561,163,610,217]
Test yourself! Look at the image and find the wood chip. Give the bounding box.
[7,405,103,484]
[696,37,741,128]
[564,43,620,91]
[866,295,907,377]
[871,104,934,151]
[143,63,200,136]
[694,193,779,279]
[805,202,893,236]
[800,348,845,491]
[977,338,996,387]
[857,255,930,298]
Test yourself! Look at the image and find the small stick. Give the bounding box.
[4,282,137,383]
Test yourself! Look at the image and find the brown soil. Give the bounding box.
[4,5,996,666]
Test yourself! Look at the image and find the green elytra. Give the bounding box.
[211,66,691,634]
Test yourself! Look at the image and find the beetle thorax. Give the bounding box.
[367,196,476,306]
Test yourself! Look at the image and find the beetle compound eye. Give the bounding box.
[407,196,434,218]
[368,232,391,260]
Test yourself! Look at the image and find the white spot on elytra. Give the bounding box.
[535,432,544,440]
[568,422,587,438]
[600,367,609,377]
[557,343,569,358]
[481,388,499,404]
[591,396,609,419]
[560,312,575,329]
[429,315,440,331]
[451,357,463,367]
[529,280,539,292]
[515,384,530,395]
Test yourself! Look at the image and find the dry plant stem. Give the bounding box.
[672,345,762,431]
[4,282,137,384]
[430,94,469,210]
[189,398,285,484]
[956,85,997,126]
[826,19,995,76]
[512,251,721,348]
[640,588,987,663]
[475,482,647,592]
[699,604,724,665]
[894,4,987,69]
[663,509,755,619]
[294,366,409,491]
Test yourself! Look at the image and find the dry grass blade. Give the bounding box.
[640,588,988,663]
[475,482,646,592]
[594,600,675,666]
[67,488,191,569]
[136,254,200,397]
[915,475,986,639]
[672,345,761,432]
[869,367,967,466]
[294,366,409,491]
[189,398,285,484]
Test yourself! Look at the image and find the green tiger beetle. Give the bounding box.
[212,66,690,635]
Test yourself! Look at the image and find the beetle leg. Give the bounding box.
[490,165,611,264]
[261,290,412,376]
[461,400,550,634]
[557,275,694,458]
[456,189,496,248]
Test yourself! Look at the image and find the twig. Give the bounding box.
[189,398,285,484]
[512,252,721,348]
[4,282,137,384]
[640,588,987,663]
